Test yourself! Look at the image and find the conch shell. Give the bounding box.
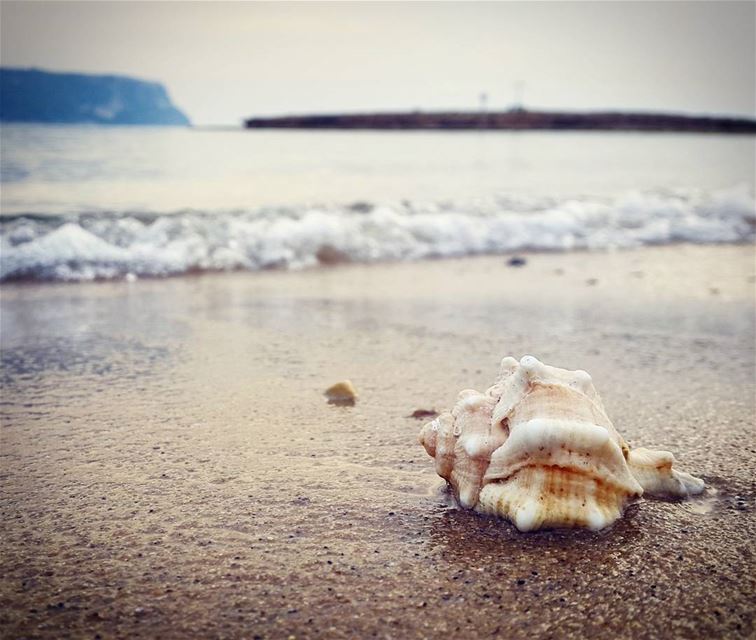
[419,355,704,532]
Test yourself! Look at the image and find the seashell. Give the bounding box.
[419,355,704,532]
[324,380,358,405]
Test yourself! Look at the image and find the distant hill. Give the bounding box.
[0,68,190,126]
[245,108,756,134]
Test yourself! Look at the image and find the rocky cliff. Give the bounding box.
[0,68,190,125]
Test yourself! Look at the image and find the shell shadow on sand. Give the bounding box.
[423,483,646,561]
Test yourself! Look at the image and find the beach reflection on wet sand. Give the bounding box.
[1,245,754,639]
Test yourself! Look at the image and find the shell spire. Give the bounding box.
[419,355,704,532]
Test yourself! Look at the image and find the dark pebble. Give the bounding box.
[407,409,439,420]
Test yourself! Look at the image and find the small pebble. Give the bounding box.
[324,380,357,405]
[407,408,438,420]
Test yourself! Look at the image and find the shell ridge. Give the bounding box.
[627,447,705,497]
[484,463,643,495]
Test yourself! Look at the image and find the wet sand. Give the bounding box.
[1,245,754,639]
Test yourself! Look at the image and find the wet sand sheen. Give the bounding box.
[1,245,754,638]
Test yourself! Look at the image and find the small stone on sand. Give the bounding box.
[316,245,351,266]
[507,256,527,267]
[324,380,358,405]
[407,409,439,420]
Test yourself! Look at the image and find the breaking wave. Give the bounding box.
[1,188,753,282]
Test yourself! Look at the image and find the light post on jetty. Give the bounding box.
[511,80,526,112]
[479,91,488,128]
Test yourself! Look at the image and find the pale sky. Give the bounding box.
[1,1,754,125]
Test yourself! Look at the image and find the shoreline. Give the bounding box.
[2,238,755,286]
[1,245,754,638]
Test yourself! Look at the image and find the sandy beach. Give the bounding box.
[1,244,754,639]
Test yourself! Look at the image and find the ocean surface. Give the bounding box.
[1,124,754,281]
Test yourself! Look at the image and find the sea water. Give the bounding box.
[1,124,753,281]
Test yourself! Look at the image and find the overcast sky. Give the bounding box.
[1,1,754,125]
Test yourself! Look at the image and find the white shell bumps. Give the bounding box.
[419,355,704,532]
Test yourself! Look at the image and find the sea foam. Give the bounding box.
[1,188,753,281]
